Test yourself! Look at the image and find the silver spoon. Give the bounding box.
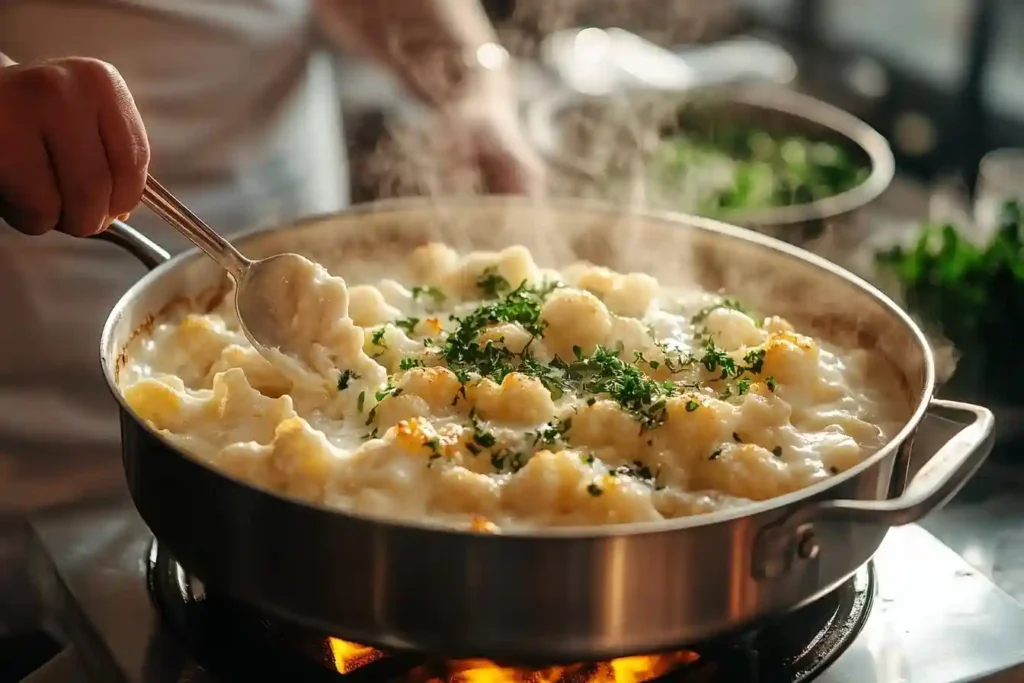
[140,174,320,362]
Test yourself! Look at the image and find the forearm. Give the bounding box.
[313,0,504,105]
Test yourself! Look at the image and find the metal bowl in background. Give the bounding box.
[525,84,896,252]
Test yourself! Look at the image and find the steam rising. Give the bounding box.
[352,1,958,397]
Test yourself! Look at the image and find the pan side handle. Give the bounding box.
[753,399,994,579]
[93,220,171,271]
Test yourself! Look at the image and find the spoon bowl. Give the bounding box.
[139,174,322,363]
[233,251,333,361]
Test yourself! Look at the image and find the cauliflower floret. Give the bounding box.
[502,450,660,525]
[408,243,459,284]
[690,443,801,501]
[702,308,764,351]
[373,393,432,430]
[495,245,542,290]
[819,433,865,474]
[603,273,658,318]
[605,316,656,361]
[501,450,584,519]
[348,285,401,327]
[571,399,649,454]
[127,368,296,447]
[540,288,612,360]
[154,314,243,385]
[429,467,503,517]
[396,366,464,412]
[267,417,340,499]
[207,345,291,398]
[662,396,735,464]
[468,373,555,425]
[123,375,189,428]
[477,323,538,357]
[570,264,618,297]
[763,331,821,386]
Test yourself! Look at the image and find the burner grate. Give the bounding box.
[146,541,873,683]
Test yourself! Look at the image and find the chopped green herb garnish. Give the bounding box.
[532,417,573,447]
[411,285,446,306]
[743,348,766,374]
[476,267,512,298]
[611,460,660,486]
[708,448,723,461]
[357,391,366,413]
[374,383,401,402]
[399,357,424,371]
[441,280,554,384]
[468,410,497,448]
[685,399,700,412]
[556,346,679,429]
[586,482,604,496]
[766,376,778,392]
[491,448,527,474]
[370,327,387,348]
[691,298,747,325]
[697,338,766,382]
[395,317,420,335]
[337,369,359,391]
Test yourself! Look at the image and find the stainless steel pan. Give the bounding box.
[96,198,993,663]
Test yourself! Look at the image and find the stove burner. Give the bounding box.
[146,541,873,683]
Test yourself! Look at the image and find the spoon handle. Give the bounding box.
[140,174,251,280]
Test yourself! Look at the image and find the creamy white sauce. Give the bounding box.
[120,243,910,532]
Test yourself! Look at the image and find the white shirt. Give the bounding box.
[0,0,348,512]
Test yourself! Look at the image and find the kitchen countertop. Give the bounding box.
[903,409,1024,606]
[923,461,1024,604]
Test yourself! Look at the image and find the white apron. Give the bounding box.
[0,0,348,513]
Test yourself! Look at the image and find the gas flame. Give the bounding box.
[329,638,385,673]
[328,638,699,682]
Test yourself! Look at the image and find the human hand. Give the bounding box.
[442,66,546,196]
[386,40,546,197]
[0,57,149,237]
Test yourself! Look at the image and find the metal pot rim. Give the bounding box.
[524,83,897,228]
[99,195,933,540]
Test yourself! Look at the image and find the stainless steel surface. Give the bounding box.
[525,84,896,249]
[18,497,1024,683]
[97,221,171,271]
[97,198,991,660]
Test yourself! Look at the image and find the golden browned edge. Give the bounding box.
[115,280,235,385]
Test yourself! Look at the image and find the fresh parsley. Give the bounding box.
[337,369,359,391]
[411,285,446,306]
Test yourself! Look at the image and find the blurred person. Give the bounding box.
[0,0,543,514]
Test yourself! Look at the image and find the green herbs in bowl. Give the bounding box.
[652,128,871,216]
[874,200,1024,404]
